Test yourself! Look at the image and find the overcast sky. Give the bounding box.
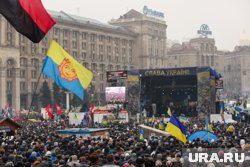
[42,0,250,51]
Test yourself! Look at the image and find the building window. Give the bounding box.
[99,45,103,52]
[129,49,132,56]
[99,54,104,61]
[7,82,12,91]
[20,58,27,66]
[122,39,127,46]
[107,46,111,53]
[20,70,26,78]
[108,36,112,43]
[72,31,78,38]
[63,29,69,37]
[82,52,86,60]
[82,42,87,50]
[31,58,39,68]
[20,82,25,91]
[82,32,87,40]
[100,64,105,72]
[114,38,119,46]
[7,69,12,77]
[115,56,119,63]
[20,35,25,43]
[42,48,46,54]
[31,70,37,78]
[129,40,133,47]
[90,44,95,51]
[99,35,104,42]
[72,41,77,49]
[115,47,119,54]
[32,82,36,91]
[73,51,78,58]
[90,34,96,42]
[91,63,97,71]
[53,28,59,36]
[91,53,95,60]
[20,46,25,54]
[7,32,12,41]
[63,40,68,48]
[31,44,37,55]
[100,83,104,91]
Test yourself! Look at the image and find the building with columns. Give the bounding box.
[0,8,167,110]
[224,45,250,97]
[110,9,167,69]
[167,37,225,75]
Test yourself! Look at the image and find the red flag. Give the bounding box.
[0,0,56,43]
[88,102,94,115]
[45,104,53,119]
[56,103,63,115]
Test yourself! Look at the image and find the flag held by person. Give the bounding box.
[167,106,172,116]
[0,0,55,43]
[45,104,53,119]
[42,40,93,101]
[159,121,165,130]
[139,128,144,140]
[205,115,213,132]
[56,103,63,115]
[220,101,225,123]
[165,115,187,144]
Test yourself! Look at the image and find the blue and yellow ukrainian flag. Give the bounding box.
[234,107,241,119]
[205,115,213,132]
[42,40,93,100]
[179,116,189,123]
[139,128,144,140]
[165,115,187,144]
[159,121,165,130]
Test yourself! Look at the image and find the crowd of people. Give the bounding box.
[0,116,250,167]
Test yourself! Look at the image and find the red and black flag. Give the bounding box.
[0,0,56,43]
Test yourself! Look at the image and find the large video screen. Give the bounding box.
[105,87,126,102]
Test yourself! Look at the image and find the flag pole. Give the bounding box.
[27,70,43,119]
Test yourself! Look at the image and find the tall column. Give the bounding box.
[0,67,7,110]
[12,68,20,111]
[65,92,70,111]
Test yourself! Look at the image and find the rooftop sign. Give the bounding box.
[143,6,164,18]
[197,24,212,37]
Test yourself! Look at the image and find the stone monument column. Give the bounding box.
[0,67,7,110]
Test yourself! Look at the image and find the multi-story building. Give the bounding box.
[110,9,167,69]
[224,46,250,97]
[167,37,225,75]
[0,9,167,110]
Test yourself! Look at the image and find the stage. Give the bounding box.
[125,67,222,116]
[57,128,109,138]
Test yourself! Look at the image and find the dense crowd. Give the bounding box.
[0,117,250,167]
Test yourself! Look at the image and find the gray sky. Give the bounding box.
[42,0,250,51]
